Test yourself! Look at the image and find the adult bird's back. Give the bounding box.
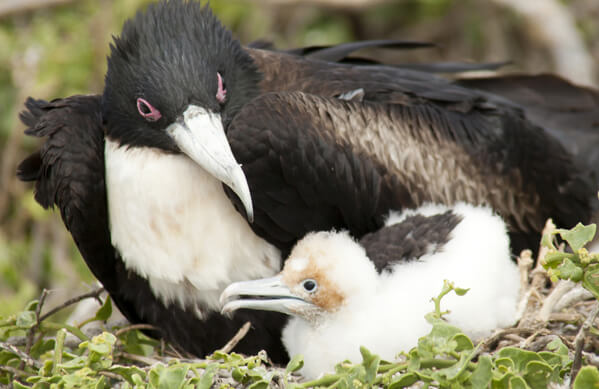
[17,0,598,361]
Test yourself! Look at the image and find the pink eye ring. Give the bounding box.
[216,72,226,103]
[136,98,162,121]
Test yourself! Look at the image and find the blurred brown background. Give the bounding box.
[0,0,597,317]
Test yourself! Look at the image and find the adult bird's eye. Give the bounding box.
[302,279,318,293]
[216,72,227,104]
[136,98,162,122]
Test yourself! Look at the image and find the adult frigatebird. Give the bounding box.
[17,0,596,361]
[221,203,520,378]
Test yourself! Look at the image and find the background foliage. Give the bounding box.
[0,0,598,387]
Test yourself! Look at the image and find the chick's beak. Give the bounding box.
[220,275,313,316]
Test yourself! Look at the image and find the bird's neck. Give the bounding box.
[104,139,282,315]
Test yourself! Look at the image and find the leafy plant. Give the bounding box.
[4,224,599,388]
[542,222,599,299]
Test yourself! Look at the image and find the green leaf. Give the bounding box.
[16,311,36,329]
[232,367,246,383]
[417,321,462,358]
[24,300,39,312]
[573,366,599,389]
[94,297,112,322]
[159,365,189,389]
[554,258,583,282]
[94,375,107,389]
[541,231,556,250]
[494,357,515,372]
[542,252,575,268]
[30,338,55,359]
[546,338,569,356]
[197,364,217,389]
[149,364,189,389]
[247,380,269,389]
[108,365,147,385]
[389,372,419,389]
[433,351,473,383]
[522,360,553,389]
[87,341,111,356]
[285,354,304,373]
[452,333,474,352]
[497,348,542,373]
[509,375,530,389]
[558,223,596,252]
[360,346,380,384]
[583,264,599,300]
[491,371,513,389]
[454,287,470,296]
[469,355,492,388]
[132,373,145,386]
[12,381,30,389]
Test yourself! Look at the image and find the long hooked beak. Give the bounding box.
[220,276,312,316]
[166,105,253,222]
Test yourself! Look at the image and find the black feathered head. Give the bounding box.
[103,0,261,148]
[102,0,259,220]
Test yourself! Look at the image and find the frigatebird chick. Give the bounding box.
[221,203,520,378]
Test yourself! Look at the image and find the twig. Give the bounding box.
[218,321,252,354]
[518,249,534,295]
[549,312,583,323]
[20,289,49,371]
[516,250,534,322]
[518,220,555,328]
[582,351,599,368]
[570,301,599,382]
[0,365,29,378]
[538,280,576,322]
[504,333,526,343]
[492,0,595,86]
[519,328,550,349]
[38,287,105,323]
[555,285,594,312]
[99,371,124,381]
[252,0,392,10]
[0,0,75,18]
[117,351,162,366]
[114,324,160,338]
[167,344,188,359]
[0,342,41,369]
[472,327,532,358]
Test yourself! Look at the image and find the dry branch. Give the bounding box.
[252,0,392,9]
[571,301,599,381]
[219,321,252,354]
[492,0,595,86]
[0,0,75,18]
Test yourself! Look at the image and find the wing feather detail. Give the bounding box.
[228,91,595,253]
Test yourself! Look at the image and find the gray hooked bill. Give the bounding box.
[166,105,254,222]
[220,275,312,316]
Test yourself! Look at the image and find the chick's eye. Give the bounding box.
[136,98,161,122]
[302,279,318,293]
[216,72,226,104]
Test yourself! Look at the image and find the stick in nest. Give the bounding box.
[570,301,599,381]
[38,287,105,323]
[0,342,42,369]
[517,219,555,328]
[218,321,252,354]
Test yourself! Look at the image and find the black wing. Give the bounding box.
[17,96,289,362]
[359,210,463,273]
[226,91,595,255]
[458,74,599,178]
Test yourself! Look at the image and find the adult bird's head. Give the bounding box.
[102,0,260,220]
[220,231,379,323]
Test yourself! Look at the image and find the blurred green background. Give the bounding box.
[0,0,598,317]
